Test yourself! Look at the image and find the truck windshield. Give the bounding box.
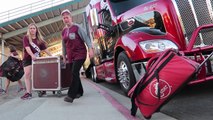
[109,0,151,16]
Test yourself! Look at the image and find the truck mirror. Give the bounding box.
[90,8,99,28]
[120,18,135,31]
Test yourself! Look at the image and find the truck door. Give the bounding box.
[99,5,119,79]
[100,6,119,57]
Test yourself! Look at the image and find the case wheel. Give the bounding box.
[57,91,62,97]
[37,91,46,97]
[38,91,43,97]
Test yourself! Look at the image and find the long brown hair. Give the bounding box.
[26,23,46,45]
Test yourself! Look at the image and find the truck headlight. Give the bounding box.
[139,40,178,53]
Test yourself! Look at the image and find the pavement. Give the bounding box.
[160,80,213,120]
[0,77,177,120]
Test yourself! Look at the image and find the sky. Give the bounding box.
[0,0,41,13]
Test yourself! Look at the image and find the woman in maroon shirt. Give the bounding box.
[21,23,52,100]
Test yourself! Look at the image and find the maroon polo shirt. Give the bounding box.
[62,25,87,63]
[22,35,46,61]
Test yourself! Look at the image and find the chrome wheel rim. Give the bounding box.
[117,61,130,90]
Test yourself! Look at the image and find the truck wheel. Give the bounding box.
[117,52,136,95]
[91,66,98,83]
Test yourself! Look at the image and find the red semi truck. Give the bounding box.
[85,0,213,95]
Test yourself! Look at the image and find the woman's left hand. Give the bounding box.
[88,48,94,58]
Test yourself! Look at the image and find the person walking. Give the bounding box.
[2,45,25,94]
[61,9,94,103]
[21,23,52,100]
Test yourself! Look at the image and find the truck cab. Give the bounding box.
[86,0,213,95]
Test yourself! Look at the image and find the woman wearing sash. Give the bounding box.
[21,23,52,100]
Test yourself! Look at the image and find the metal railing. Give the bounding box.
[0,0,73,24]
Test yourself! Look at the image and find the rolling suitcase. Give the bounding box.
[129,49,203,119]
[32,56,71,97]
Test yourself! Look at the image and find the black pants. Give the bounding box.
[67,59,85,98]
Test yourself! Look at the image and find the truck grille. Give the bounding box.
[173,0,213,46]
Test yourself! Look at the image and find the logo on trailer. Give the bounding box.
[149,79,172,99]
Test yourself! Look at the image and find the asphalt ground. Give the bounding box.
[160,80,213,120]
[98,79,213,120]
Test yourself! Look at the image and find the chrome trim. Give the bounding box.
[171,0,186,35]
[172,0,213,46]
[188,0,204,45]
[188,0,199,27]
[132,62,146,81]
[206,0,213,21]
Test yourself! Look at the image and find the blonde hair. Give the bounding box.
[26,23,46,44]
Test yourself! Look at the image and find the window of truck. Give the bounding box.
[120,11,166,34]
[101,8,112,26]
[109,0,151,16]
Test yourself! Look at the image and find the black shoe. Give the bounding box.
[41,91,46,95]
[75,94,82,99]
[64,96,73,103]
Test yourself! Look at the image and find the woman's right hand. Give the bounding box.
[31,55,37,60]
